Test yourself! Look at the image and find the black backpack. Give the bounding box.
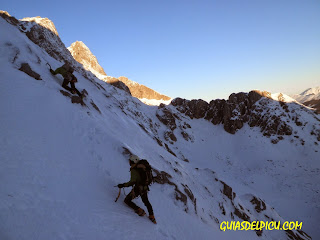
[136,159,153,186]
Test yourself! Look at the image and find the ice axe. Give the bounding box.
[114,186,121,202]
[46,62,52,70]
[46,62,54,74]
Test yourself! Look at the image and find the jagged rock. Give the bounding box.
[164,130,177,142]
[60,90,86,106]
[6,14,94,83]
[248,90,263,106]
[156,107,177,131]
[285,229,312,240]
[171,90,297,137]
[181,131,191,141]
[234,207,250,221]
[0,11,20,26]
[186,99,209,119]
[118,76,171,101]
[20,16,74,64]
[171,98,209,119]
[71,96,85,106]
[106,77,131,95]
[250,196,266,213]
[19,63,41,80]
[219,203,226,215]
[153,169,188,209]
[220,180,236,200]
[205,99,226,124]
[68,41,106,76]
[171,97,187,108]
[182,184,197,214]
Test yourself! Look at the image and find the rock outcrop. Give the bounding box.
[169,90,320,144]
[118,76,171,101]
[68,41,106,76]
[20,16,74,64]
[105,77,131,95]
[19,63,41,80]
[172,91,287,135]
[0,12,130,94]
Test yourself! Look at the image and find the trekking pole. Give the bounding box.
[115,187,121,202]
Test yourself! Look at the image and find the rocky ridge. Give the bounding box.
[118,76,171,101]
[0,11,130,95]
[68,41,106,76]
[154,90,320,146]
[0,11,170,102]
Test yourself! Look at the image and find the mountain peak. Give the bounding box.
[21,16,59,36]
[70,41,89,50]
[300,86,320,96]
[68,41,106,76]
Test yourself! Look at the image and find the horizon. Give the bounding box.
[2,0,320,101]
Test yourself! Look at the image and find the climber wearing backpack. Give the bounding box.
[117,155,156,224]
[50,62,82,98]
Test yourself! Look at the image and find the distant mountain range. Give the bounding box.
[291,87,320,113]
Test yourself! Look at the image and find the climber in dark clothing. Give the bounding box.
[117,155,156,224]
[50,63,82,97]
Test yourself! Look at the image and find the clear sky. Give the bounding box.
[2,0,320,101]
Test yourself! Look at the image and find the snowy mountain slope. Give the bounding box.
[0,17,260,240]
[2,10,171,105]
[292,87,320,103]
[291,87,320,114]
[1,12,319,240]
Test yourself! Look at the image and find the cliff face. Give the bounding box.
[118,76,171,101]
[68,41,106,76]
[20,16,75,65]
[155,90,320,145]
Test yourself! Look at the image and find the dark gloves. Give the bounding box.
[117,183,125,188]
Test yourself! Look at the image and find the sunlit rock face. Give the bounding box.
[68,41,106,76]
[117,76,171,101]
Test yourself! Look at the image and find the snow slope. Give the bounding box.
[1,15,319,240]
[291,87,320,103]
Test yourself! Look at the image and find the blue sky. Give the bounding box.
[3,0,320,101]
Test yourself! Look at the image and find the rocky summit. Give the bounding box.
[68,41,106,76]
